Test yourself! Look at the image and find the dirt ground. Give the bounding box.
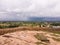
[0,30,60,45]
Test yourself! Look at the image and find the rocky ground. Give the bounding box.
[0,30,60,45]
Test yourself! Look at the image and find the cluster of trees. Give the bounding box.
[0,22,60,29]
[0,22,42,29]
[50,22,60,26]
[0,22,20,28]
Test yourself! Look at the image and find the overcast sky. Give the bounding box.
[0,0,60,21]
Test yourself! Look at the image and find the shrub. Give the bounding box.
[34,33,49,43]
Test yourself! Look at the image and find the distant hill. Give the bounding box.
[0,16,60,22]
[28,17,60,22]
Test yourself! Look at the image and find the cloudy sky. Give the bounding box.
[0,0,60,21]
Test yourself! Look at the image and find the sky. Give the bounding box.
[0,0,60,21]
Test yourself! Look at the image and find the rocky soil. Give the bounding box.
[0,30,60,45]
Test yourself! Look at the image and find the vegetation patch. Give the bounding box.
[51,34,60,37]
[52,37,60,41]
[35,42,48,45]
[35,42,44,45]
[34,33,50,43]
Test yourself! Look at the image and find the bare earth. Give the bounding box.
[0,30,60,45]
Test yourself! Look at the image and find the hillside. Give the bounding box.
[0,30,60,45]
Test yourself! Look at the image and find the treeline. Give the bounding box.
[0,22,20,28]
[0,22,42,29]
[50,22,60,26]
[0,22,60,29]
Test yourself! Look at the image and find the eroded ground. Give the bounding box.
[0,30,60,45]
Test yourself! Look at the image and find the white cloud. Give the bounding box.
[0,0,60,21]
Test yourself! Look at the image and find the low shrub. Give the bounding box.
[34,33,49,43]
